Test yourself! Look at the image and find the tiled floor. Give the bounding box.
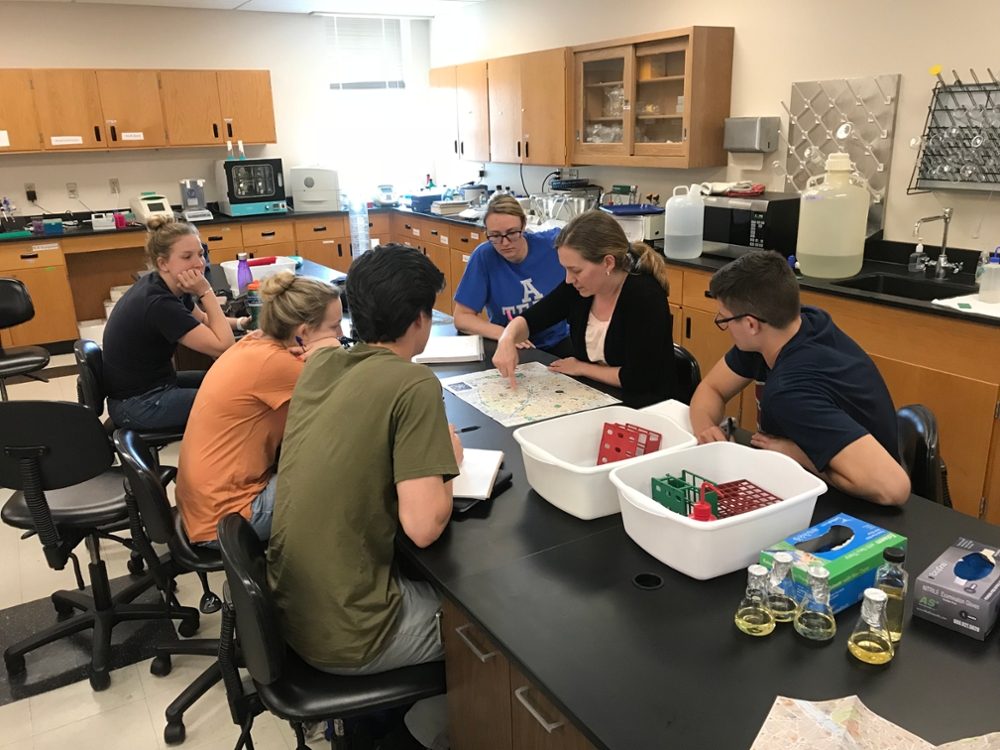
[0,374,321,750]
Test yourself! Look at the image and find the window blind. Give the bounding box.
[326,17,405,90]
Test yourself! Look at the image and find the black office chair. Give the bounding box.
[0,278,50,401]
[0,401,199,691]
[897,404,952,508]
[115,429,224,745]
[75,339,186,452]
[217,513,447,750]
[673,343,701,405]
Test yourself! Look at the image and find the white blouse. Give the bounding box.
[585,310,611,365]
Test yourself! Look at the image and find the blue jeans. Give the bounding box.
[107,371,206,430]
[200,474,277,548]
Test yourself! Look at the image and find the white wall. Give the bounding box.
[0,2,432,215]
[431,0,1000,251]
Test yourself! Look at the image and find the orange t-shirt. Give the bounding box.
[176,337,304,543]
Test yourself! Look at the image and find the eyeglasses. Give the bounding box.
[714,312,768,330]
[485,230,523,245]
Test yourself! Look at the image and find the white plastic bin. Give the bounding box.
[512,405,696,520]
[221,256,297,295]
[610,442,826,580]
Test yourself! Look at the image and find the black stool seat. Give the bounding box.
[170,514,223,573]
[101,417,185,450]
[257,650,446,723]
[0,345,50,377]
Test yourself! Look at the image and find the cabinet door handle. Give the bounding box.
[94,126,102,142]
[313,226,326,232]
[405,224,412,230]
[517,141,521,157]
[337,244,343,257]
[110,126,117,142]
[454,624,496,662]
[460,237,469,243]
[454,139,458,154]
[525,141,530,159]
[261,231,275,237]
[227,123,233,138]
[460,141,465,156]
[431,230,438,236]
[685,317,691,339]
[514,687,564,733]
[208,235,223,242]
[704,290,713,298]
[213,123,219,138]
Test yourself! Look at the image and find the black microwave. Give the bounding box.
[702,192,800,256]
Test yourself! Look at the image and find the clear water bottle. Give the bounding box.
[349,196,371,259]
[236,252,252,293]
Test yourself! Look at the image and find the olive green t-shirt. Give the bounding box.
[266,343,459,669]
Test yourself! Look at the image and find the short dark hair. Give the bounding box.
[709,251,800,329]
[346,243,445,343]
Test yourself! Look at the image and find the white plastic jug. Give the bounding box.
[796,152,870,279]
[664,184,705,259]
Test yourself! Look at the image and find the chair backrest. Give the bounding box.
[673,343,702,405]
[74,339,106,417]
[218,513,286,685]
[0,278,36,330]
[897,404,945,505]
[113,429,177,544]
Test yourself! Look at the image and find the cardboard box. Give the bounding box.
[913,537,1000,641]
[760,514,906,614]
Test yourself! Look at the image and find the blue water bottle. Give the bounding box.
[236,252,252,293]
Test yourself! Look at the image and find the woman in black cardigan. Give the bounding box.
[493,210,677,408]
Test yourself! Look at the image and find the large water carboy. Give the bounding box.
[796,152,870,278]
[664,184,705,259]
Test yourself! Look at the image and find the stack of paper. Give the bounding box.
[413,336,484,364]
[453,449,505,500]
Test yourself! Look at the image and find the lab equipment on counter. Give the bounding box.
[874,547,907,643]
[793,566,836,641]
[735,564,776,636]
[978,254,1000,303]
[663,185,705,259]
[766,551,798,622]
[914,537,1000,640]
[289,166,340,213]
[596,423,662,466]
[459,183,487,204]
[43,218,63,235]
[600,204,665,243]
[373,184,399,207]
[90,213,116,232]
[349,196,370,259]
[180,179,213,222]
[130,192,175,226]
[848,588,894,664]
[795,152,870,279]
[216,158,286,217]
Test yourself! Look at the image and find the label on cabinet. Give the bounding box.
[0,131,9,148]
[470,231,480,240]
[31,243,60,252]
[413,228,421,237]
[51,136,83,145]
[122,132,145,141]
[441,234,450,246]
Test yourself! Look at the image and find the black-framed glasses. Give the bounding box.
[714,312,767,330]
[485,230,523,245]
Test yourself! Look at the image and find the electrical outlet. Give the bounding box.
[67,182,79,199]
[560,168,580,180]
[24,183,36,202]
[109,178,120,194]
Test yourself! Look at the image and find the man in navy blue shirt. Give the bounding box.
[689,251,910,506]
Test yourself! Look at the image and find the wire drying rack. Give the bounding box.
[907,68,1000,194]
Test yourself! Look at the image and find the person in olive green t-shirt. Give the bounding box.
[267,244,462,750]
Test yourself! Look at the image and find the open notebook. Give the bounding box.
[452,449,505,500]
[413,335,484,364]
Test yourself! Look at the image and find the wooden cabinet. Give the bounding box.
[95,69,167,148]
[679,307,740,421]
[488,49,569,166]
[430,66,460,161]
[202,224,244,264]
[242,221,295,248]
[368,213,391,244]
[0,244,78,346]
[571,27,733,168]
[425,243,452,314]
[295,216,347,241]
[159,70,224,147]
[217,70,277,144]
[510,666,597,750]
[33,69,107,150]
[0,70,41,152]
[456,61,490,162]
[299,238,352,274]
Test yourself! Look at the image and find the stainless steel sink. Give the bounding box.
[830,274,974,302]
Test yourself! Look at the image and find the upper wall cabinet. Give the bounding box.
[429,66,460,159]
[571,26,734,168]
[217,70,277,145]
[33,69,107,150]
[159,70,225,147]
[0,70,42,152]
[488,48,570,167]
[95,69,167,148]
[456,61,490,162]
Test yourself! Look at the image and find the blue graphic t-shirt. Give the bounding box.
[453,227,569,349]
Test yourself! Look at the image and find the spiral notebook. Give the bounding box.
[413,335,484,364]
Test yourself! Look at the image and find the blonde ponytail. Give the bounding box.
[630,241,671,294]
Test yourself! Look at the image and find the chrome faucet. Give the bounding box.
[913,207,962,279]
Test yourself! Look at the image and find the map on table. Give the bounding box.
[441,362,620,428]
[751,695,1000,750]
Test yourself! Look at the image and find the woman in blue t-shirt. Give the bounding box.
[452,195,571,354]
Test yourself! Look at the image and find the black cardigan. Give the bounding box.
[519,272,677,408]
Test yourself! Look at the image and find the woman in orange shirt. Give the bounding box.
[176,272,343,546]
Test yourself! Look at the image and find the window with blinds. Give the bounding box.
[326,17,405,90]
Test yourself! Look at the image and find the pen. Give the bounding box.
[295,336,304,347]
[726,417,734,442]
[456,425,481,434]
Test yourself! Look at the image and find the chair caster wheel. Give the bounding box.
[164,720,186,745]
[90,669,110,691]
[54,600,76,620]
[150,654,172,677]
[178,616,200,638]
[199,592,222,615]
[127,553,145,575]
[4,653,25,676]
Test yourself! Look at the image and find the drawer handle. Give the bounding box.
[685,317,691,339]
[208,236,223,242]
[454,624,495,662]
[460,237,469,243]
[261,231,275,237]
[405,224,412,230]
[704,290,713,298]
[431,230,438,236]
[313,226,326,232]
[514,687,564,733]
[20,253,38,260]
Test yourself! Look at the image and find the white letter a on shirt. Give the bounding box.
[520,278,543,304]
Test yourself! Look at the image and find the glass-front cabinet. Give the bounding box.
[574,45,633,159]
[633,38,688,158]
